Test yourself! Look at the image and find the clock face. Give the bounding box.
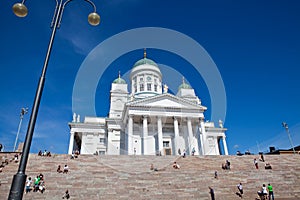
[147,76,151,81]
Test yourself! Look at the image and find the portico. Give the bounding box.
[122,93,207,156]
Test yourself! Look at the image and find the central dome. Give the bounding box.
[130,50,163,99]
[133,57,158,68]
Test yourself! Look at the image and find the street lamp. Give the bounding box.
[282,122,296,154]
[13,108,28,152]
[8,1,100,199]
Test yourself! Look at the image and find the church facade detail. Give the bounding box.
[68,53,228,156]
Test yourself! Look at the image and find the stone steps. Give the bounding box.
[0,153,299,199]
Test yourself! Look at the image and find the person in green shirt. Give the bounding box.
[268,183,274,200]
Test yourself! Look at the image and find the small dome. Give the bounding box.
[178,82,192,90]
[113,77,126,84]
[133,58,158,68]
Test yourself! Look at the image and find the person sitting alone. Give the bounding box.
[182,149,186,158]
[62,189,70,199]
[214,171,218,179]
[173,162,180,169]
[265,162,272,170]
[14,154,19,163]
[150,163,158,171]
[225,160,231,170]
[260,153,265,162]
[63,164,69,174]
[74,149,80,158]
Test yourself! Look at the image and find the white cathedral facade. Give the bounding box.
[68,52,229,156]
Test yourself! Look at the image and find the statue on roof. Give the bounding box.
[219,120,223,128]
[72,113,76,123]
[163,84,168,93]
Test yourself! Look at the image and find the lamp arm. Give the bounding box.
[85,0,97,12]
[51,0,59,28]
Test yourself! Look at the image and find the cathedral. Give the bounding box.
[68,51,228,156]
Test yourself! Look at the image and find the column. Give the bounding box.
[214,136,219,155]
[157,116,163,155]
[173,117,179,155]
[199,118,205,155]
[187,118,194,155]
[68,131,74,154]
[128,115,133,155]
[222,136,229,155]
[142,115,148,155]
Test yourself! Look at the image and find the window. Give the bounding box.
[147,83,151,91]
[163,141,170,147]
[140,77,143,81]
[154,85,157,92]
[140,84,144,91]
[99,151,105,155]
[99,138,106,144]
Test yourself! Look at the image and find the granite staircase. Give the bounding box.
[0,153,299,199]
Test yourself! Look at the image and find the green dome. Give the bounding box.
[178,82,192,89]
[133,58,158,68]
[113,77,126,84]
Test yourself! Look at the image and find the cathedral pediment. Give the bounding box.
[126,93,206,110]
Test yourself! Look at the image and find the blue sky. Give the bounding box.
[0,0,299,154]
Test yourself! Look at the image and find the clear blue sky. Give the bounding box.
[0,0,299,154]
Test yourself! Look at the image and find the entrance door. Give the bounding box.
[163,141,172,155]
[164,148,172,155]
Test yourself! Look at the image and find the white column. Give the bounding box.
[128,115,133,155]
[173,117,179,155]
[157,116,163,155]
[214,136,219,155]
[187,118,194,154]
[68,131,75,154]
[199,118,206,155]
[222,136,229,155]
[143,115,148,155]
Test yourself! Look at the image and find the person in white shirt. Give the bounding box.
[237,182,243,198]
[25,177,32,194]
[63,164,69,174]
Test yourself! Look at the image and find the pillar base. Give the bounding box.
[8,173,27,200]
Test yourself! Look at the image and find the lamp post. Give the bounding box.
[9,1,100,199]
[282,122,296,154]
[13,108,28,152]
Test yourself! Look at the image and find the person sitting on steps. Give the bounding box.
[173,162,180,169]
